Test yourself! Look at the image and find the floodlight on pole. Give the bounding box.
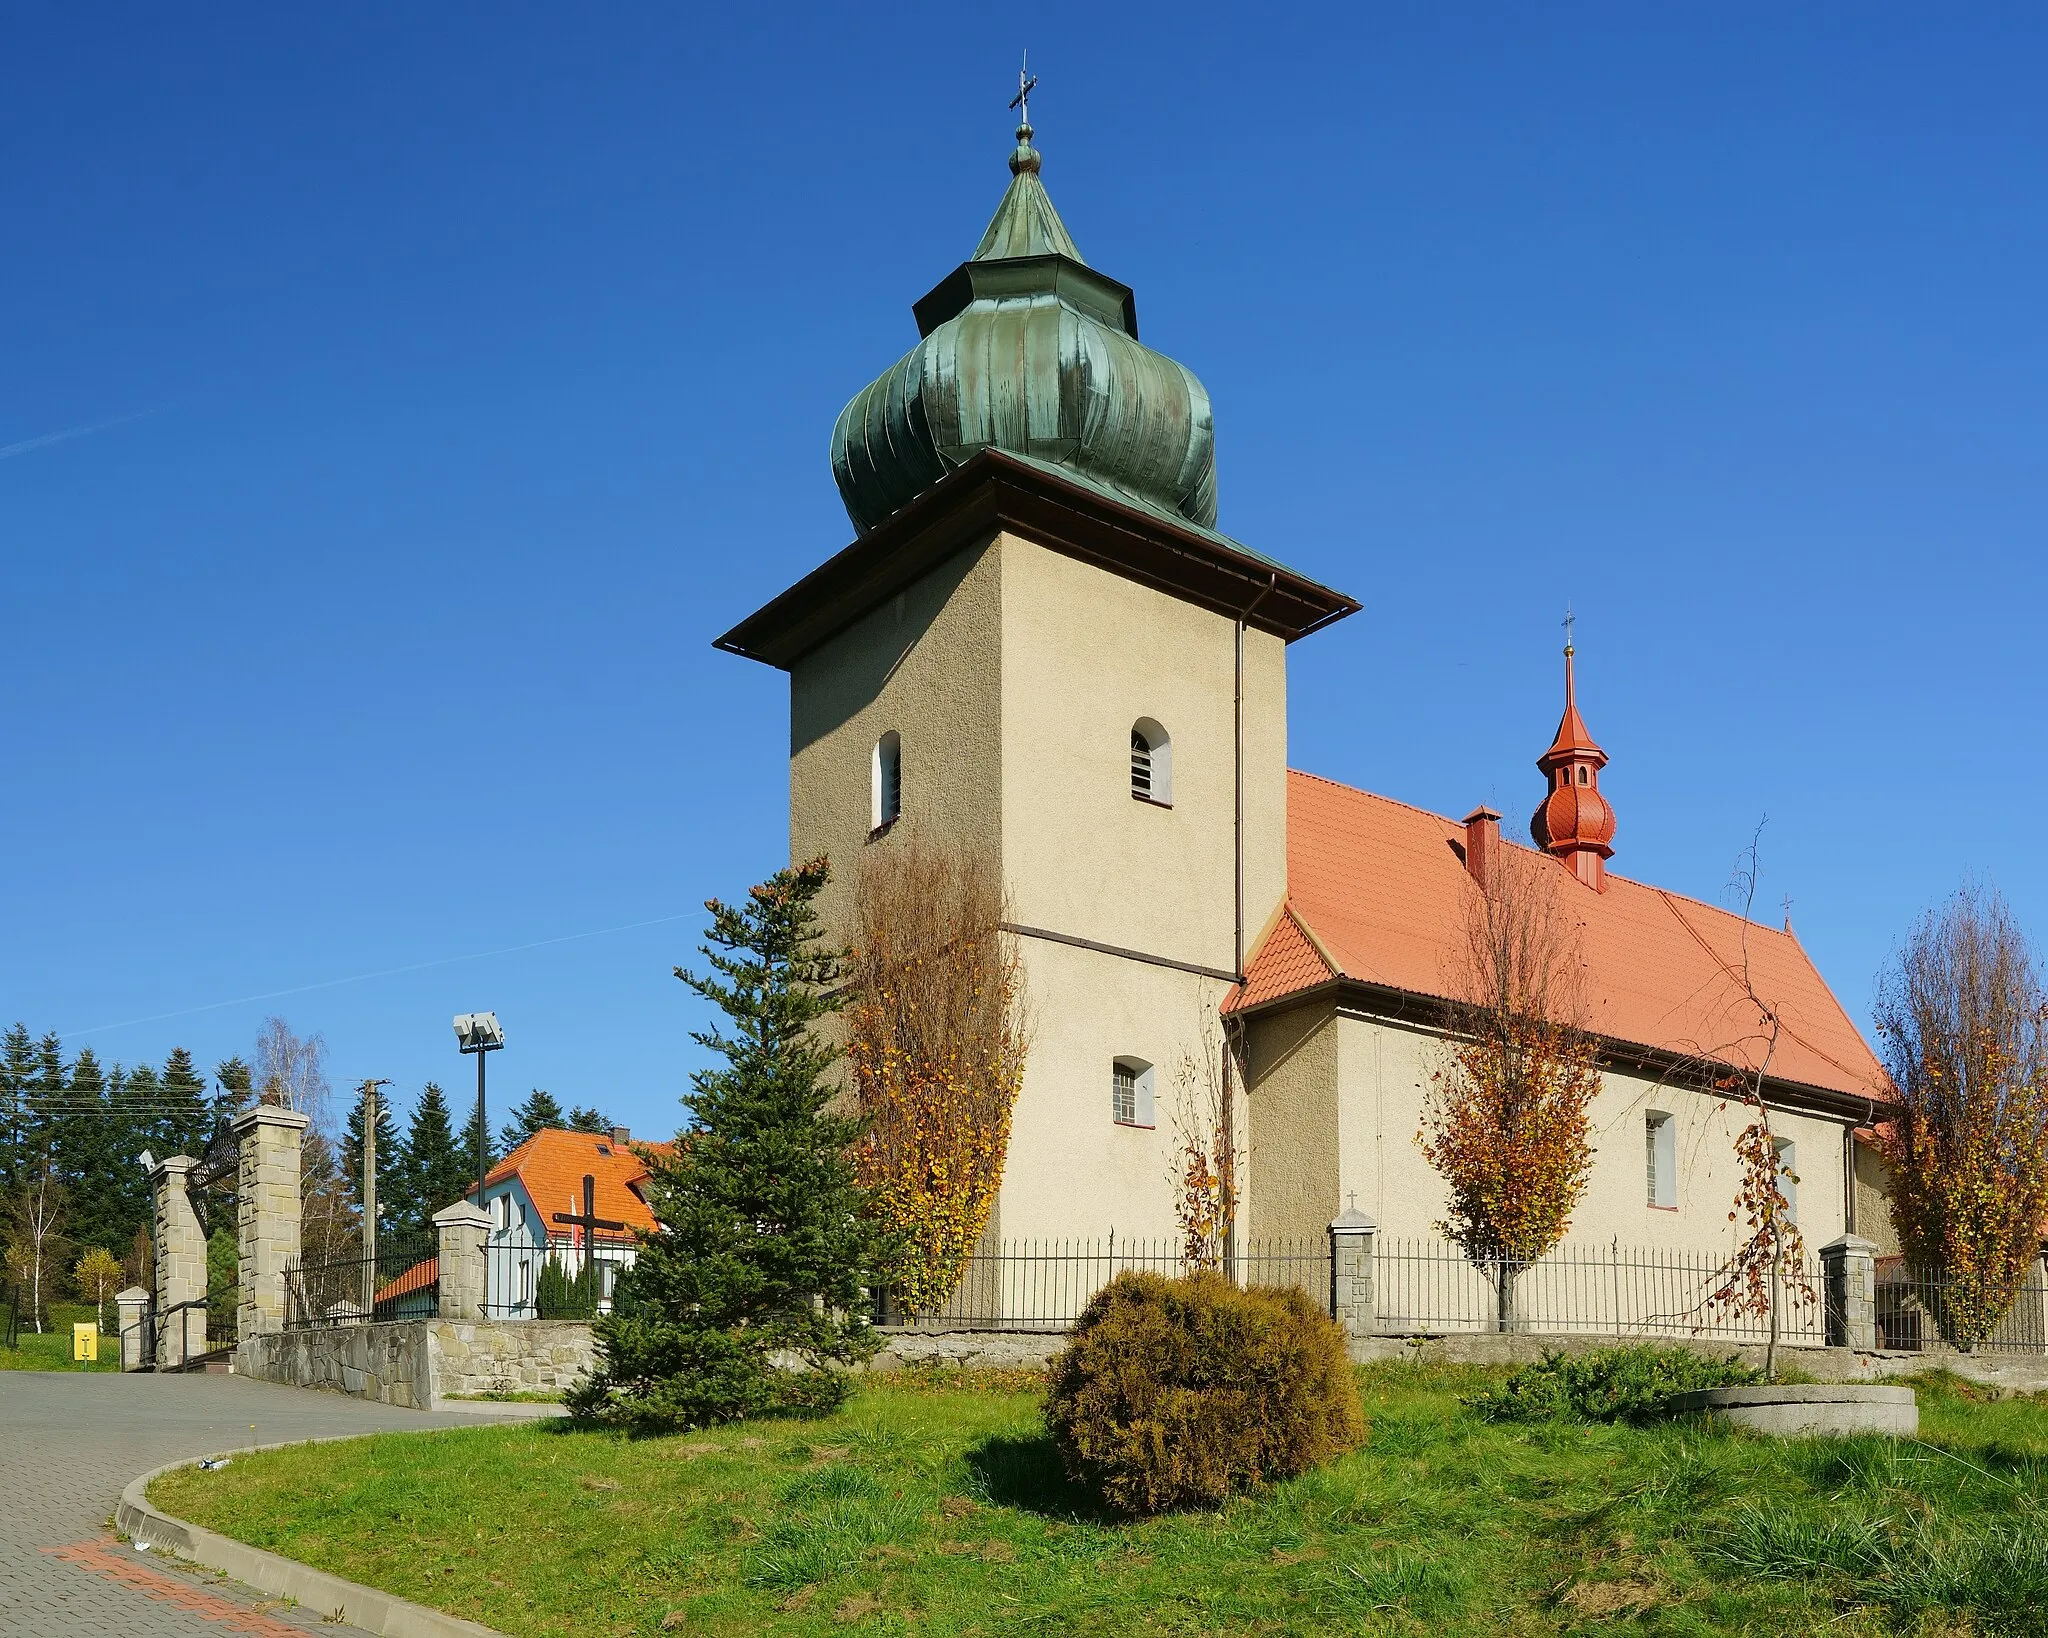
[454,1011,505,1204]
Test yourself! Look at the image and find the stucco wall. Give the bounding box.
[789,538,1004,944]
[234,1320,595,1409]
[1331,1009,1851,1256]
[1853,1140,1902,1256]
[785,527,1291,1247]
[997,534,1286,972]
[1243,999,1340,1245]
[997,938,1234,1241]
[1239,1000,1856,1262]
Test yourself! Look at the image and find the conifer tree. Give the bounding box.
[396,1083,472,1251]
[462,1099,497,1192]
[570,859,876,1431]
[566,1105,613,1134]
[0,1023,35,1194]
[56,1048,116,1252]
[498,1088,565,1152]
[157,1048,212,1160]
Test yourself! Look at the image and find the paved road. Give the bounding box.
[0,1370,510,1635]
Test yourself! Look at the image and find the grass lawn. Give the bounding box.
[150,1363,2048,1636]
[0,1299,121,1371]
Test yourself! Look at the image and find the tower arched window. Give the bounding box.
[1130,718,1172,806]
[871,731,902,832]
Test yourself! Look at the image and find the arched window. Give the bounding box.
[872,731,902,831]
[1577,765,1590,786]
[1130,718,1172,806]
[1111,1057,1156,1128]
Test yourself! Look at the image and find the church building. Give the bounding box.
[717,113,1892,1271]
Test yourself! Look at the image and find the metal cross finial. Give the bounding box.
[1010,53,1038,128]
[1563,604,1576,656]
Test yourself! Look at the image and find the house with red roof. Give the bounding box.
[476,1126,671,1317]
[716,120,1895,1274]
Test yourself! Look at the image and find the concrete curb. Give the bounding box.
[117,1434,512,1638]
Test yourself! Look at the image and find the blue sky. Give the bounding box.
[5,5,2044,1141]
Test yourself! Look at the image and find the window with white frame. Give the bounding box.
[1774,1137,1798,1224]
[1645,1112,1676,1209]
[518,1257,534,1306]
[1112,1057,1156,1128]
[493,1193,513,1233]
[1130,719,1172,805]
[872,731,902,830]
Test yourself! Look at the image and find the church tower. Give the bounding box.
[717,109,1356,1239]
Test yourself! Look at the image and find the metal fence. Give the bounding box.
[1875,1258,2048,1355]
[483,1232,639,1320]
[284,1248,440,1328]
[1375,1237,1827,1345]
[873,1238,1332,1332]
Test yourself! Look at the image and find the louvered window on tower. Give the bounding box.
[872,730,902,831]
[1130,718,1171,804]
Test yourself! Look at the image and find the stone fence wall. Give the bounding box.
[235,1319,594,1409]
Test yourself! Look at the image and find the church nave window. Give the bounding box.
[1131,718,1172,806]
[872,730,902,832]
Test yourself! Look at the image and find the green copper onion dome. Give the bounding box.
[830,122,1217,535]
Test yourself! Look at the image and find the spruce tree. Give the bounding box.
[157,1048,212,1160]
[567,1104,613,1134]
[461,1099,497,1191]
[58,1048,118,1253]
[570,859,876,1431]
[0,1023,35,1194]
[498,1088,565,1152]
[396,1082,472,1251]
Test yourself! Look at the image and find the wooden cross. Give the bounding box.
[1009,55,1037,126]
[552,1173,625,1247]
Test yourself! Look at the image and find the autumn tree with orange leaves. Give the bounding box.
[846,837,1027,1316]
[1875,882,2048,1351]
[1420,844,1600,1331]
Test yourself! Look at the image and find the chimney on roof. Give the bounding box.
[610,1126,630,1147]
[1462,806,1502,894]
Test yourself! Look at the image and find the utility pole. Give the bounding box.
[360,1078,392,1317]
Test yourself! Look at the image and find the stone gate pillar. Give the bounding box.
[1820,1233,1879,1351]
[1328,1207,1378,1348]
[151,1156,207,1368]
[115,1285,151,1372]
[434,1201,491,1321]
[234,1105,309,1340]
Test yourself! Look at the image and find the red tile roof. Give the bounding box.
[376,1257,438,1304]
[1229,771,1888,1104]
[486,1129,674,1237]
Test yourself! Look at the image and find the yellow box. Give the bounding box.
[72,1322,98,1363]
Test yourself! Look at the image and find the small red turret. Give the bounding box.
[1530,623,1616,890]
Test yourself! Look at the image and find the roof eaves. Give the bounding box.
[715,450,1358,670]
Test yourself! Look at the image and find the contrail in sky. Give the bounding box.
[0,404,174,463]
[59,912,700,1038]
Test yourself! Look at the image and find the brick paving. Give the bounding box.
[0,1369,509,1635]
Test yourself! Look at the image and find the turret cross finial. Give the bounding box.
[1010,53,1038,130]
[1563,603,1576,657]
